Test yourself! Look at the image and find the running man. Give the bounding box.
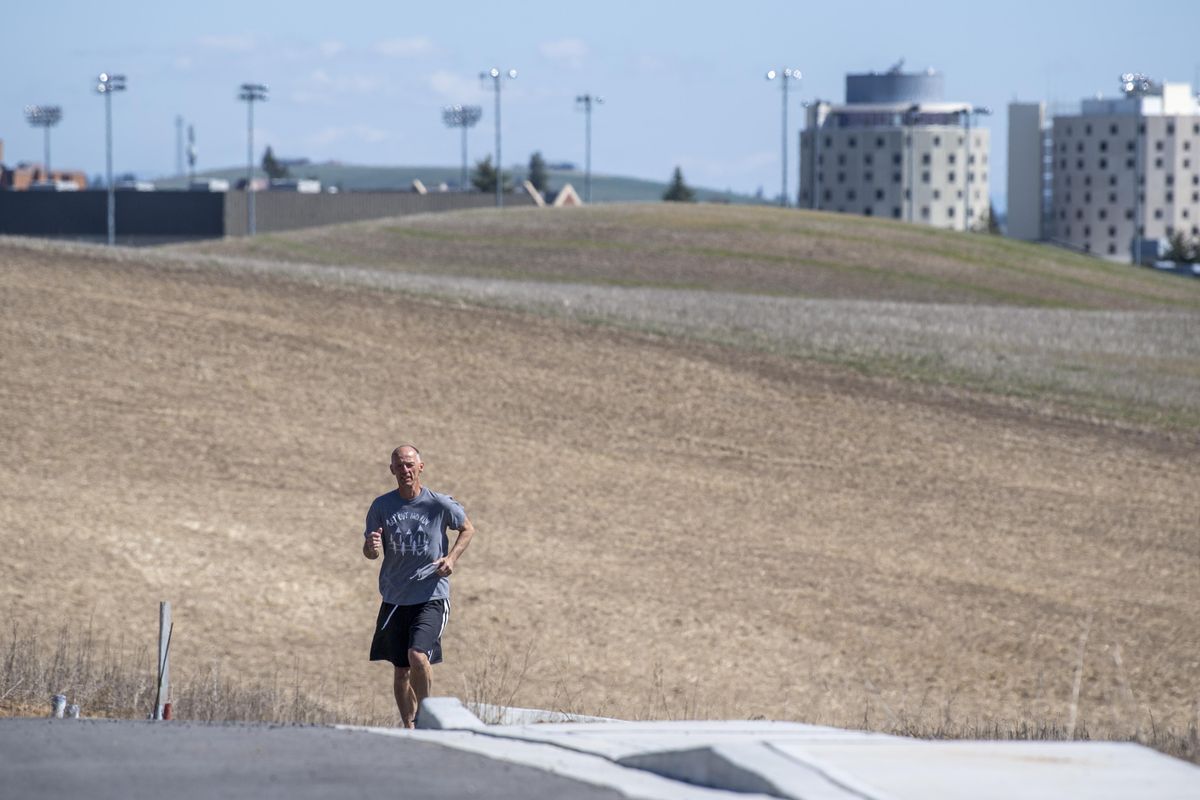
[362,444,476,727]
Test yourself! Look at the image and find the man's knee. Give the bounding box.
[407,648,431,668]
[394,665,411,683]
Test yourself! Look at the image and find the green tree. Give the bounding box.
[1164,231,1192,262]
[471,156,511,194]
[662,166,695,202]
[527,151,548,193]
[261,146,289,180]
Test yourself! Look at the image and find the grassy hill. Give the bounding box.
[1,205,1198,759]
[153,162,754,204]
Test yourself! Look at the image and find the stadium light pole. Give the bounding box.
[766,68,801,207]
[442,105,483,191]
[186,123,197,184]
[238,83,268,236]
[481,68,516,207]
[962,105,991,231]
[24,105,63,181]
[575,93,603,203]
[95,73,126,246]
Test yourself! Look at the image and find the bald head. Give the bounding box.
[392,444,422,463]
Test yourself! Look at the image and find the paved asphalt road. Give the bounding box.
[0,718,627,799]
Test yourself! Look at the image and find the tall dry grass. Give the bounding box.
[3,621,1195,764]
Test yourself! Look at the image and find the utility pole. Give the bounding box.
[238,83,268,235]
[575,93,603,203]
[95,73,126,245]
[766,68,801,207]
[481,68,517,207]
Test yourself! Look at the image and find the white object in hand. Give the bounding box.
[410,562,439,581]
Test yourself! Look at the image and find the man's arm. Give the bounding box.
[435,516,475,576]
[364,527,383,559]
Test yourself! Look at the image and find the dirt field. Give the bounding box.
[1,226,1197,737]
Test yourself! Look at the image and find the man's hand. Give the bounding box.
[364,528,383,559]
[434,556,456,577]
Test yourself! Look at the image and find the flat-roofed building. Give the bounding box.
[1048,75,1200,261]
[799,65,990,231]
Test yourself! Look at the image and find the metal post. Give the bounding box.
[247,99,255,235]
[482,69,516,208]
[238,83,268,236]
[155,601,171,720]
[781,78,788,207]
[105,89,115,245]
[494,79,502,208]
[461,123,469,191]
[585,98,592,202]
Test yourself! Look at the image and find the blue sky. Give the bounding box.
[3,0,1198,208]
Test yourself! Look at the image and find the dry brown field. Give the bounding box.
[2,206,1198,749]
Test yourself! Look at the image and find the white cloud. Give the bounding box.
[319,40,345,58]
[429,70,485,103]
[308,125,390,147]
[539,38,588,68]
[197,34,256,52]
[375,37,434,58]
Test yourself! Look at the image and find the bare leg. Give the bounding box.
[407,649,433,719]
[393,666,417,727]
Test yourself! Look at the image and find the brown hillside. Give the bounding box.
[1,237,1197,739]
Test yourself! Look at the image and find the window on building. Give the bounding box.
[1109,123,1118,135]
[1083,242,1091,252]
[1084,192,1091,203]
[1156,140,1164,151]
[1155,158,1163,168]
[1109,192,1117,203]
[893,154,902,166]
[1184,141,1192,151]
[1108,226,1117,237]
[875,189,885,200]
[863,207,873,216]
[905,188,911,199]
[1061,159,1068,169]
[1154,209,1163,219]
[865,171,874,183]
[1084,225,1091,236]
[921,153,931,165]
[1166,225,1174,235]
[1166,123,1174,136]
[823,190,832,202]
[848,136,857,148]
[892,207,901,218]
[1125,209,1134,220]
[1061,210,1068,220]
[1077,159,1085,169]
[837,171,845,183]
[1107,243,1117,254]
[1076,141,1084,153]
[1065,192,1072,203]
[948,171,956,183]
[1185,159,1192,168]
[1085,124,1092,135]
[1195,192,1200,202]
[933,189,941,200]
[1109,175,1118,186]
[1138,123,1145,134]
[1194,123,1199,134]
[838,154,846,166]
[1126,158,1135,169]
[864,153,874,166]
[922,171,930,183]
[1060,143,1068,153]
[921,206,930,218]
[1183,208,1190,219]
[1098,208,1106,219]
[1195,175,1200,185]
[1084,176,1092,187]
[1166,191,1173,202]
[1127,140,1135,152]
[1099,141,1108,152]
[948,207,955,218]
[847,189,856,201]
[893,172,902,183]
[948,153,956,165]
[933,136,941,147]
[1066,125,1073,136]
[1099,158,1108,169]
[817,154,824,165]
[1076,209,1084,220]
[824,136,832,148]
[876,137,885,148]
[1166,174,1174,186]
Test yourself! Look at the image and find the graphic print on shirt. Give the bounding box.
[385,509,432,557]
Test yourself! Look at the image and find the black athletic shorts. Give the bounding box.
[369,599,448,668]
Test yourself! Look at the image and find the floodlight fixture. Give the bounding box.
[238,83,269,235]
[480,67,517,207]
[24,104,63,178]
[575,93,604,203]
[766,67,801,207]
[443,104,483,191]
[95,73,127,245]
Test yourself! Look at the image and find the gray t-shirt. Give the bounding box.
[364,487,467,606]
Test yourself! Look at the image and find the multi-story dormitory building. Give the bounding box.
[1007,76,1200,261]
[799,66,990,232]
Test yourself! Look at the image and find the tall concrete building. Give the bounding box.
[1010,75,1200,261]
[1006,102,1048,241]
[799,65,990,231]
